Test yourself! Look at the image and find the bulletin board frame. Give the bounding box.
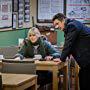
[0,0,12,29]
[37,0,66,23]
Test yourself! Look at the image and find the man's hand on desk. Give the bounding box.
[53,58,62,63]
[45,56,62,62]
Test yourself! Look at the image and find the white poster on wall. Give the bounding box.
[66,0,90,23]
[38,0,64,22]
[0,0,12,28]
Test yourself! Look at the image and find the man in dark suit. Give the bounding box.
[52,13,90,90]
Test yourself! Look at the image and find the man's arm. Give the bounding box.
[61,24,79,61]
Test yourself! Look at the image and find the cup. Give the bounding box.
[0,55,4,59]
[60,42,64,47]
[18,38,24,47]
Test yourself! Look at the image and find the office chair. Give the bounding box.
[0,46,18,59]
[2,59,36,74]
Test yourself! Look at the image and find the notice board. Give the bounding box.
[0,0,12,28]
[37,0,65,23]
[66,0,90,23]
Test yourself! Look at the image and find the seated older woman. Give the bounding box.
[14,27,61,87]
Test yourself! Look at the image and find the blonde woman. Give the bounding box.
[15,27,61,87]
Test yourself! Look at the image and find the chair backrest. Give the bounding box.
[0,46,18,59]
[2,59,36,74]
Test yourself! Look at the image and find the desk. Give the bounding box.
[35,61,68,90]
[0,59,68,90]
[2,73,37,90]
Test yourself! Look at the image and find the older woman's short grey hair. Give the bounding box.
[27,27,41,39]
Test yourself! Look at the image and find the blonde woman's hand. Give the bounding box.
[45,56,53,61]
[14,57,21,60]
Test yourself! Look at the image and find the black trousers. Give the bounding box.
[0,75,2,90]
[79,64,90,90]
[36,70,52,86]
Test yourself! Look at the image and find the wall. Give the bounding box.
[0,0,89,47]
[57,30,64,46]
[0,28,64,47]
[0,29,28,47]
